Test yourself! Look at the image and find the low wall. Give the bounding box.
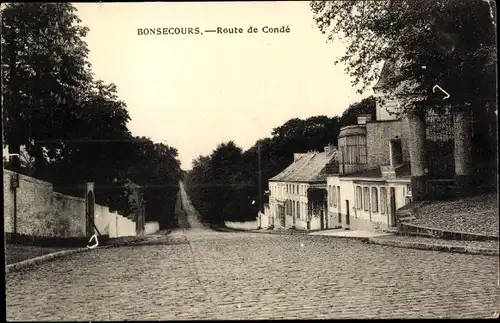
[225,220,259,230]
[259,213,270,229]
[144,221,160,235]
[4,169,136,239]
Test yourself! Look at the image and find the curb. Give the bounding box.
[214,227,309,235]
[6,247,91,274]
[367,237,499,256]
[6,234,181,274]
[310,234,371,242]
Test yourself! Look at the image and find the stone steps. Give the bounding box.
[367,235,498,256]
[395,222,498,242]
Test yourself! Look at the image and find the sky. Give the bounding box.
[71,2,372,170]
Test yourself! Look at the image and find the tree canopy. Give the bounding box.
[2,3,182,228]
[310,0,497,116]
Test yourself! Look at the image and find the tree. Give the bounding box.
[186,116,345,225]
[48,80,135,212]
[339,96,376,126]
[2,3,93,173]
[127,137,182,229]
[310,0,496,116]
[2,3,185,224]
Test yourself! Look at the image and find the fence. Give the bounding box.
[425,110,455,179]
[4,169,136,239]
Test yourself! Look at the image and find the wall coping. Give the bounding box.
[366,119,402,125]
[52,191,86,202]
[4,169,53,188]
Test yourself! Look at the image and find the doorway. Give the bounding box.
[86,191,95,236]
[324,201,328,229]
[337,186,341,226]
[319,202,325,229]
[390,139,403,166]
[345,200,350,226]
[279,205,286,227]
[390,187,397,227]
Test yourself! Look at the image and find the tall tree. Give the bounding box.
[339,96,376,126]
[310,0,496,116]
[2,3,93,174]
[127,137,182,229]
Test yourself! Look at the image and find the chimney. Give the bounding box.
[357,114,372,125]
[324,145,334,155]
[293,153,304,161]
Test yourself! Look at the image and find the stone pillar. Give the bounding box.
[407,109,428,201]
[454,107,473,192]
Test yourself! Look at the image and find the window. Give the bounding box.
[297,201,301,219]
[328,186,332,206]
[334,186,337,206]
[406,184,412,197]
[371,187,378,213]
[363,187,370,211]
[337,186,341,210]
[380,187,387,214]
[356,186,362,209]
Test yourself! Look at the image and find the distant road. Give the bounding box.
[177,181,205,230]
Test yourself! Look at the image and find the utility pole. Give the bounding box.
[257,142,262,213]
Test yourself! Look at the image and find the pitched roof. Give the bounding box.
[269,150,338,183]
[373,60,423,97]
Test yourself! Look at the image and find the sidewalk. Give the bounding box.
[309,228,392,239]
[5,230,177,274]
[218,226,498,256]
[5,244,74,266]
[214,227,310,235]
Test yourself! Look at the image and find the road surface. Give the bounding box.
[5,182,499,320]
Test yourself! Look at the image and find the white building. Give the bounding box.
[266,146,338,231]
[326,71,413,232]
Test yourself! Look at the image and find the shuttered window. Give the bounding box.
[371,187,378,213]
[363,187,370,211]
[356,186,362,209]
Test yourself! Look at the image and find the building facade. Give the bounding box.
[326,86,413,231]
[267,146,338,231]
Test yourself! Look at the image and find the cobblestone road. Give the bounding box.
[6,183,499,320]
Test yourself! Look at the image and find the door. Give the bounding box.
[390,139,403,166]
[323,201,328,229]
[86,191,95,236]
[319,203,324,230]
[345,200,350,226]
[390,187,397,227]
[280,205,286,227]
[293,201,296,226]
[337,186,341,226]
